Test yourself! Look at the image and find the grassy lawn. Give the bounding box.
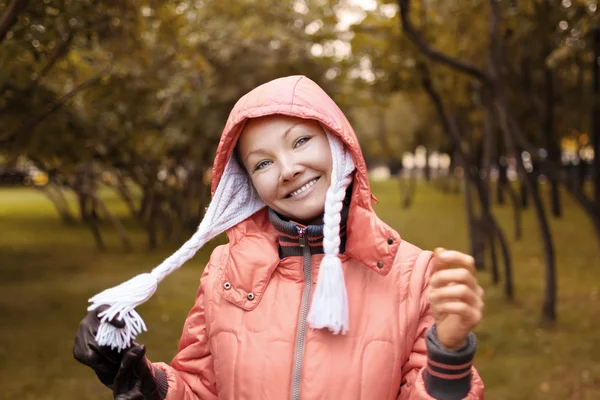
[0,180,598,399]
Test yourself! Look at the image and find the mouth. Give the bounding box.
[285,177,320,199]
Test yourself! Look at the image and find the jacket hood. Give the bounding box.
[210,75,375,208]
[210,76,400,298]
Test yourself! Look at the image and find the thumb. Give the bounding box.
[432,247,449,271]
[120,344,146,371]
[113,344,146,397]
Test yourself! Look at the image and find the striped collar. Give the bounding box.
[267,188,351,258]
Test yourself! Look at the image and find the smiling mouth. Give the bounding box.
[285,177,320,198]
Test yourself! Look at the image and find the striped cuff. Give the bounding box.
[423,325,477,400]
[152,365,169,399]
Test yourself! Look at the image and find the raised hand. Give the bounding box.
[428,248,485,350]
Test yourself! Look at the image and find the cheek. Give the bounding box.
[315,146,333,177]
[250,171,279,201]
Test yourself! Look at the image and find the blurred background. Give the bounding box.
[1,0,599,399]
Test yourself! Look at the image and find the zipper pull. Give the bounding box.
[298,227,306,247]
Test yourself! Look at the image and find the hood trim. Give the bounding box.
[210,76,401,311]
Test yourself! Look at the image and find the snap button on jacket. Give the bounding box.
[152,76,484,400]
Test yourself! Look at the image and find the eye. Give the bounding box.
[294,136,312,148]
[254,160,272,171]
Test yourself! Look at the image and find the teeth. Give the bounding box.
[289,178,318,197]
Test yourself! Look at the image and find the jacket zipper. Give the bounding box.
[290,227,312,400]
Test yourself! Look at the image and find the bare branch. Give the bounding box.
[0,0,29,44]
[0,71,107,144]
[31,34,74,87]
[419,61,513,298]
[485,0,600,244]
[397,0,489,83]
[0,33,74,115]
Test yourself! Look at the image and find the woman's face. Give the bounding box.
[237,115,332,224]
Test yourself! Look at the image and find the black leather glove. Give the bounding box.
[113,344,168,400]
[73,305,126,388]
[73,306,169,399]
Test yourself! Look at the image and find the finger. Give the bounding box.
[80,313,123,364]
[434,301,482,323]
[477,285,485,299]
[95,305,127,329]
[74,321,112,366]
[115,391,145,400]
[430,268,478,290]
[120,344,146,371]
[113,347,142,396]
[428,284,480,307]
[107,318,126,329]
[434,249,476,275]
[431,247,447,272]
[113,365,134,395]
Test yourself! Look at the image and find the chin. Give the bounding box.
[276,192,327,223]
[287,207,324,224]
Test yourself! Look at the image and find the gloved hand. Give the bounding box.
[113,344,168,400]
[73,305,126,388]
[73,306,169,399]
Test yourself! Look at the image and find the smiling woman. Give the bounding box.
[74,75,485,400]
[237,116,333,224]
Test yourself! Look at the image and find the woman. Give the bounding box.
[74,75,485,399]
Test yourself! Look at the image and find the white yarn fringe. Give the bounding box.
[87,155,265,351]
[93,307,146,351]
[88,273,157,351]
[307,254,349,334]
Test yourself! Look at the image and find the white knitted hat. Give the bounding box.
[88,128,355,351]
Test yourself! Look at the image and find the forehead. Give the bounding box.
[237,115,321,151]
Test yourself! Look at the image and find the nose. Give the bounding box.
[280,156,303,182]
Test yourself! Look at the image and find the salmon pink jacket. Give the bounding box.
[152,76,485,400]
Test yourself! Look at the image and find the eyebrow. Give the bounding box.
[244,122,306,163]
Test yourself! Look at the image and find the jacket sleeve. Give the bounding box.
[397,251,485,400]
[151,259,219,400]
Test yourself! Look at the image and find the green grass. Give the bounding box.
[0,180,599,399]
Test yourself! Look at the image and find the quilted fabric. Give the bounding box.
[152,76,484,399]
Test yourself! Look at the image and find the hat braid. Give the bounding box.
[307,130,355,334]
[88,156,265,351]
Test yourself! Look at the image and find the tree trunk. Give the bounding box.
[401,169,417,209]
[481,88,497,273]
[77,190,104,251]
[520,176,529,208]
[77,191,89,222]
[113,172,141,224]
[518,156,557,323]
[496,100,557,322]
[424,148,431,182]
[489,227,500,285]
[398,0,600,247]
[577,155,587,192]
[418,61,512,296]
[91,192,133,251]
[593,27,600,210]
[544,67,562,218]
[496,157,507,205]
[503,177,523,240]
[463,171,478,267]
[146,191,158,251]
[41,184,75,224]
[511,111,600,245]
